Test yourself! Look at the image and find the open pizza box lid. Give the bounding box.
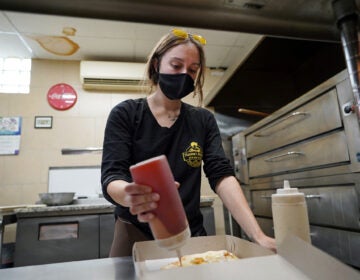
[133,235,360,280]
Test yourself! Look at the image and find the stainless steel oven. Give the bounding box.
[231,70,360,268]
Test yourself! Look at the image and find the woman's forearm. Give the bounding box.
[107,179,130,207]
[215,176,267,243]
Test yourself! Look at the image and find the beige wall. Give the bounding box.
[0,59,226,234]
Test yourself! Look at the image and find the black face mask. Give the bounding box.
[158,73,195,100]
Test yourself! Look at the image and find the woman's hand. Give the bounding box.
[107,180,159,223]
[254,234,277,253]
[107,180,180,223]
[134,181,180,222]
[123,182,160,222]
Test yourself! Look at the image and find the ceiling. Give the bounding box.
[0,0,355,124]
[0,10,264,119]
[0,11,260,68]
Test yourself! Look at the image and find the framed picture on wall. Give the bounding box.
[34,116,53,129]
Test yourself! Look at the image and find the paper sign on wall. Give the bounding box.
[0,116,22,155]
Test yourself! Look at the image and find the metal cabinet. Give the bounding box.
[232,70,360,268]
[232,133,248,184]
[14,215,99,266]
[99,214,116,258]
[14,213,115,267]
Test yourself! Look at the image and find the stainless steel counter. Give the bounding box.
[12,196,215,218]
[0,256,135,280]
[14,200,115,218]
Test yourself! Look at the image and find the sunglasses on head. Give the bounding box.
[171,29,207,45]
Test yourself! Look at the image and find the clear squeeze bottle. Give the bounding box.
[130,155,190,254]
[271,180,311,246]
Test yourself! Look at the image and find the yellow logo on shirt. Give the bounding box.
[182,142,202,168]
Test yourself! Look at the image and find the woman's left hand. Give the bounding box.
[255,235,277,253]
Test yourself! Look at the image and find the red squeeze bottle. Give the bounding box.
[129,155,190,250]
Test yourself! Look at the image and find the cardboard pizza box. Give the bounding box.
[133,235,360,280]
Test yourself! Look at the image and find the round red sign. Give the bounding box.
[47,83,77,110]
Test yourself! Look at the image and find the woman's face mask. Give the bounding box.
[158,73,195,100]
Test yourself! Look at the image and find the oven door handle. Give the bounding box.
[254,111,309,137]
[261,194,322,199]
[305,194,322,199]
[264,151,305,162]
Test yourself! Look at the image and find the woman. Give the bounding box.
[101,29,276,256]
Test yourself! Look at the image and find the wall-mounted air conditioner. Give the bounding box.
[80,61,147,92]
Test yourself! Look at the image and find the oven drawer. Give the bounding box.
[246,89,342,157]
[311,225,360,268]
[303,186,359,229]
[252,189,274,217]
[254,217,360,268]
[256,217,274,238]
[248,130,349,178]
[252,185,359,230]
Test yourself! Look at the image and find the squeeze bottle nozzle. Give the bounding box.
[284,180,290,189]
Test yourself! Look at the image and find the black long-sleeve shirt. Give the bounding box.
[101,98,234,238]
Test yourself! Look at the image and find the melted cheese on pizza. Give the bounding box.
[161,250,238,270]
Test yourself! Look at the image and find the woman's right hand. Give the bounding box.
[107,180,160,223]
[123,182,160,222]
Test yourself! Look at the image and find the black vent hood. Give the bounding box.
[209,36,346,122]
[0,0,348,41]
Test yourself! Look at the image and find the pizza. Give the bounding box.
[161,250,238,270]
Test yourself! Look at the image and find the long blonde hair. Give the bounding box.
[144,31,206,106]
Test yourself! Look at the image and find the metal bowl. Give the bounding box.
[39,192,75,206]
